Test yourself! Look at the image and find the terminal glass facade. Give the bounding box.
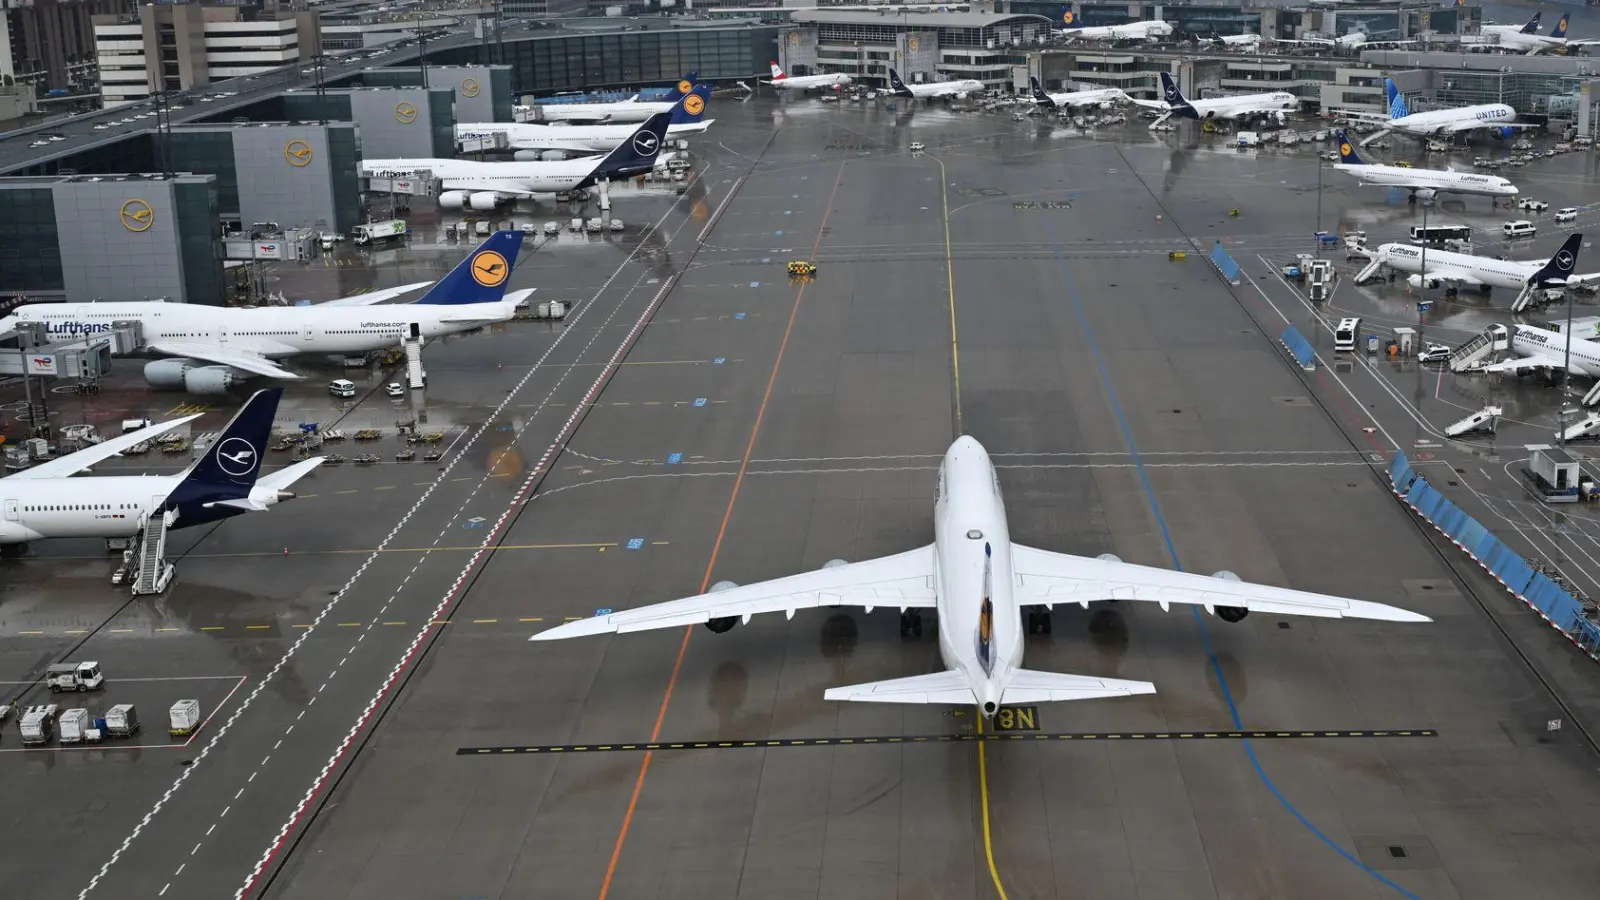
[429,28,781,94]
[174,180,224,307]
[0,189,64,292]
[168,130,240,214]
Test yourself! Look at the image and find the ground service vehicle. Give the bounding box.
[1335,317,1362,352]
[46,661,104,693]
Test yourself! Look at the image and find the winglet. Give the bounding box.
[415,231,524,306]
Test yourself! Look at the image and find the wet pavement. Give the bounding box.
[2,95,1599,900]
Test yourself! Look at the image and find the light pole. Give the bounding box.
[1315,153,1323,258]
[1561,286,1575,445]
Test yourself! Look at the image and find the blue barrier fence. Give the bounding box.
[1389,454,1600,663]
[1210,241,1241,285]
[1279,325,1316,370]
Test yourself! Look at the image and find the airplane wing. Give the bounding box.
[1125,97,1171,111]
[6,414,204,480]
[144,339,305,380]
[1010,543,1428,621]
[1418,267,1483,287]
[1480,356,1582,376]
[438,179,544,199]
[322,281,435,307]
[1441,121,1539,135]
[513,140,610,154]
[529,545,937,640]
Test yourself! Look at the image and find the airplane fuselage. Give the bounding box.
[1,300,512,361]
[1510,324,1600,377]
[1046,88,1126,108]
[1375,243,1541,290]
[529,100,674,124]
[771,73,851,91]
[364,156,611,195]
[1334,163,1518,198]
[0,473,284,543]
[457,120,708,154]
[932,436,1022,716]
[1190,92,1298,118]
[903,80,986,99]
[1391,104,1516,135]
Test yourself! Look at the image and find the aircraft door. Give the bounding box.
[4,499,17,521]
[303,324,314,344]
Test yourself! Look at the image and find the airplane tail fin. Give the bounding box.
[887,68,915,97]
[583,111,672,184]
[1553,13,1570,39]
[1532,233,1583,286]
[669,83,712,126]
[1159,72,1198,119]
[662,72,698,102]
[1386,78,1409,119]
[1335,131,1363,165]
[1059,11,1082,29]
[167,388,281,510]
[1521,11,1542,34]
[415,231,524,306]
[769,62,786,80]
[1029,76,1056,108]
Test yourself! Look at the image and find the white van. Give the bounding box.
[328,379,356,398]
[1502,220,1537,239]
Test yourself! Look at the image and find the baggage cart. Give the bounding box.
[58,708,90,744]
[20,704,58,745]
[106,703,141,737]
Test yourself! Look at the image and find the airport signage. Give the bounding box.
[395,101,418,124]
[993,706,1040,732]
[1417,301,1433,313]
[24,354,57,376]
[119,198,154,233]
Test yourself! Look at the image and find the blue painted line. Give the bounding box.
[1040,222,1424,900]
[626,537,644,550]
[712,357,725,365]
[749,281,760,288]
[735,312,746,320]
[667,452,682,465]
[693,397,707,407]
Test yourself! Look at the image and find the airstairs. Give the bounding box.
[129,510,175,595]
[1352,257,1385,284]
[1448,326,1507,373]
[1560,411,1600,442]
[1445,405,1501,437]
[1582,381,1600,407]
[1511,284,1562,314]
[404,331,425,389]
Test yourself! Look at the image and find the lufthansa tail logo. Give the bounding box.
[683,94,705,117]
[120,199,154,232]
[677,79,693,95]
[632,131,660,156]
[215,437,260,478]
[395,101,418,124]
[1339,142,1353,156]
[1062,11,1074,24]
[471,249,509,287]
[1557,251,1576,270]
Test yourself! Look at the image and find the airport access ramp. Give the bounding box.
[1388,454,1600,664]
[1444,405,1501,437]
[1448,328,1504,373]
[1560,411,1600,441]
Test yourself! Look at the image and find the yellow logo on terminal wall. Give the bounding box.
[470,249,509,287]
[285,139,313,167]
[683,93,705,117]
[120,198,154,232]
[461,77,480,98]
[908,36,920,51]
[395,101,418,124]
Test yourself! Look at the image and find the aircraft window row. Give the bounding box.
[24,503,139,512]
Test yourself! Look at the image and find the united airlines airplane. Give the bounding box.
[531,436,1429,719]
[1331,132,1518,203]
[1355,78,1536,147]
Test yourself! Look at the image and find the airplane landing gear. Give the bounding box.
[1026,608,1053,635]
[899,610,924,638]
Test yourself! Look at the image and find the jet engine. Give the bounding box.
[822,558,848,570]
[1096,553,1123,563]
[1406,274,1443,291]
[1496,126,1516,139]
[1413,188,1437,202]
[439,190,470,209]
[143,359,241,394]
[469,192,501,211]
[704,580,740,633]
[515,150,572,162]
[1210,570,1249,622]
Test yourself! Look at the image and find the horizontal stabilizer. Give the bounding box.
[1001,669,1157,704]
[255,456,327,493]
[823,670,974,705]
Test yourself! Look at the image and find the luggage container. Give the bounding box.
[169,699,201,736]
[20,704,58,745]
[58,708,90,744]
[106,703,140,737]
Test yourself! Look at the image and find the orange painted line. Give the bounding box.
[596,162,850,900]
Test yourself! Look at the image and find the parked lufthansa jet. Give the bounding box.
[888,68,985,100]
[0,388,322,551]
[531,436,1429,719]
[457,85,713,160]
[1331,132,1518,203]
[1056,14,1173,43]
[1028,76,1127,111]
[1129,72,1298,126]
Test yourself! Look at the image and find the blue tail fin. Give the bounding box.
[1060,10,1082,29]
[1533,233,1583,286]
[1522,11,1543,34]
[1029,76,1056,108]
[888,68,914,97]
[581,111,671,186]
[1553,13,1569,39]
[662,72,698,102]
[1159,72,1197,119]
[669,83,713,126]
[415,231,524,306]
[168,388,281,511]
[1335,131,1363,165]
[1386,78,1409,119]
